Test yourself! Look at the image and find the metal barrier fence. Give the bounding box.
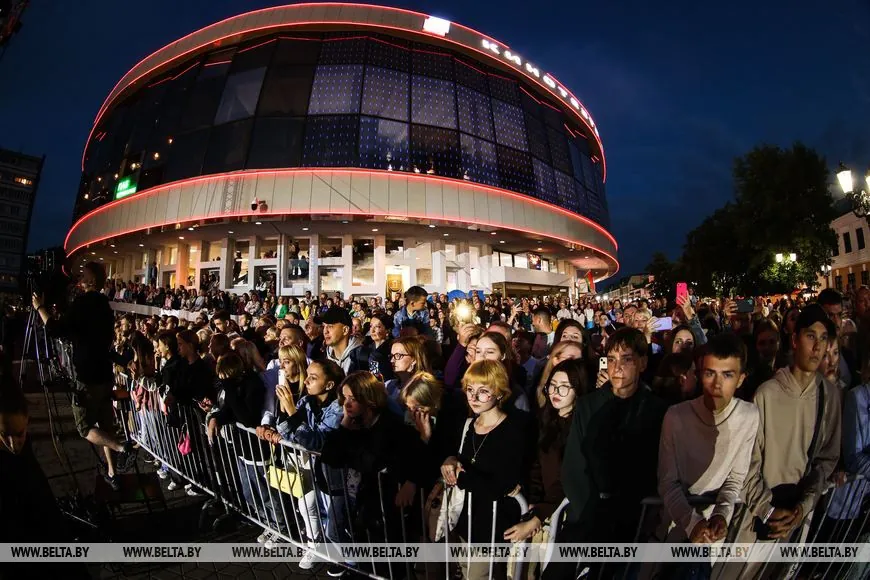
[114,370,531,580]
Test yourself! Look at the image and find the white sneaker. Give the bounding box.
[167,481,181,491]
[186,487,201,497]
[264,532,284,549]
[298,546,323,570]
[184,483,193,490]
[156,468,169,480]
[256,530,270,544]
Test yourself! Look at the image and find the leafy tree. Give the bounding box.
[680,143,836,296]
[646,252,679,301]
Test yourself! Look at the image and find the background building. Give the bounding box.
[824,199,869,293]
[66,4,618,298]
[0,147,42,293]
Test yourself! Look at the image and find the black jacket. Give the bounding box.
[46,290,114,384]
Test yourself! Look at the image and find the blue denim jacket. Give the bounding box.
[276,396,345,492]
[392,306,431,338]
[827,384,870,520]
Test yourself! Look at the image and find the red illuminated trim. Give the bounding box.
[81,3,605,179]
[147,61,200,88]
[65,168,618,261]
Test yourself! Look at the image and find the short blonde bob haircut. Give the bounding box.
[461,359,511,408]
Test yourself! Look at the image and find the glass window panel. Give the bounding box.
[488,75,520,105]
[514,254,528,269]
[286,238,311,282]
[319,267,343,292]
[247,117,305,169]
[411,75,456,129]
[202,119,253,174]
[214,67,266,124]
[319,36,367,65]
[230,40,276,73]
[460,134,498,187]
[321,238,343,258]
[554,170,578,212]
[302,115,358,167]
[525,112,550,163]
[163,128,210,183]
[548,126,572,174]
[179,60,231,131]
[410,124,461,178]
[497,145,535,195]
[456,85,494,141]
[568,139,585,183]
[359,117,409,171]
[581,154,596,190]
[532,158,557,206]
[126,84,167,158]
[308,65,364,115]
[586,186,603,222]
[412,48,454,80]
[147,61,200,150]
[258,64,315,116]
[367,37,410,71]
[455,59,488,93]
[520,89,541,119]
[492,98,528,151]
[272,38,321,66]
[361,66,409,121]
[541,102,564,129]
[573,180,589,217]
[352,239,375,286]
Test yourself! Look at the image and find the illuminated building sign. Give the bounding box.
[423,16,451,37]
[480,38,599,137]
[115,176,137,199]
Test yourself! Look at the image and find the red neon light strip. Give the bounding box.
[147,61,200,88]
[65,168,618,252]
[237,37,278,53]
[81,4,605,179]
[67,208,620,280]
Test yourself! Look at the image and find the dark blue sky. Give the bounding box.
[1,0,869,280]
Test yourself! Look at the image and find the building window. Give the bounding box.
[163,128,210,183]
[858,227,866,251]
[359,117,409,170]
[319,267,343,292]
[411,75,456,129]
[321,238,343,258]
[213,67,267,124]
[361,67,409,121]
[286,238,310,282]
[202,119,253,174]
[459,134,498,186]
[13,177,32,186]
[497,145,535,196]
[308,65,364,115]
[835,275,843,291]
[258,64,316,116]
[862,270,869,287]
[319,37,367,65]
[367,37,409,71]
[456,85,494,141]
[410,124,461,178]
[833,238,840,256]
[412,48,454,80]
[848,272,856,291]
[247,117,305,169]
[844,232,853,254]
[532,159,557,206]
[302,115,358,167]
[492,99,528,151]
[488,75,520,105]
[352,239,375,286]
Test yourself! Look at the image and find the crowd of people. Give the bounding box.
[6,260,870,580]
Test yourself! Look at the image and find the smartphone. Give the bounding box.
[676,282,688,303]
[735,299,754,314]
[599,357,608,372]
[278,369,286,386]
[655,316,673,331]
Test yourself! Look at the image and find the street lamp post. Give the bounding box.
[837,163,870,218]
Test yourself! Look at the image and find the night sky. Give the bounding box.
[1,0,869,282]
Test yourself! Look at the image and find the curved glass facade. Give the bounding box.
[78,32,609,227]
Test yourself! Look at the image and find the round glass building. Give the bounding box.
[66,3,618,298]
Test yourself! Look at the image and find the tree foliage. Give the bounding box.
[679,143,837,296]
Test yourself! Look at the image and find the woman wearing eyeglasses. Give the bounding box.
[440,360,530,580]
[504,359,587,578]
[385,337,432,417]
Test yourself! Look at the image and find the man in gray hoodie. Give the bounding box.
[727,305,842,579]
[319,306,371,374]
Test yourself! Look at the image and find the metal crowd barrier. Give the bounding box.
[113,371,531,580]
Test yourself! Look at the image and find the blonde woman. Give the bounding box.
[274,345,308,417]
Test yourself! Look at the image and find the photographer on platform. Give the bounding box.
[31,261,135,491]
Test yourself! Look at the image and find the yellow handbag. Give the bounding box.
[266,463,304,498]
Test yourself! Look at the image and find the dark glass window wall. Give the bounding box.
[78,31,608,228]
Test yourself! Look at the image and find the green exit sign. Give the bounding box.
[115,176,137,199]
